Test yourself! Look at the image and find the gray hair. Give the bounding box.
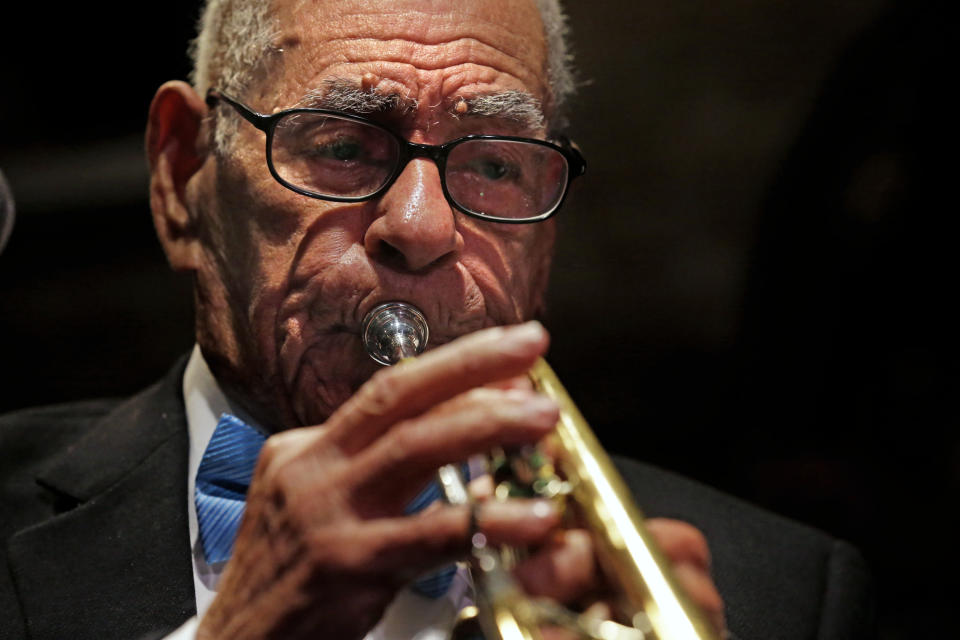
[535,0,575,125]
[190,0,575,151]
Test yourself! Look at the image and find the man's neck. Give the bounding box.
[194,343,288,433]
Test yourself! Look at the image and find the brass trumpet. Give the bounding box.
[361,302,718,640]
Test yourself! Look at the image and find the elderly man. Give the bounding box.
[0,1,873,639]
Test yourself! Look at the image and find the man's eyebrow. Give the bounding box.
[294,80,545,131]
[458,91,545,131]
[295,79,418,114]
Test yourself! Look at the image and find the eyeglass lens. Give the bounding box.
[269,112,569,220]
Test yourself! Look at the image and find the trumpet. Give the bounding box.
[361,302,718,640]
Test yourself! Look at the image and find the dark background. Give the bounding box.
[0,1,953,637]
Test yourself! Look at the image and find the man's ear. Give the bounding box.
[146,80,208,272]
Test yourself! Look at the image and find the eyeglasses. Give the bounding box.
[206,89,586,224]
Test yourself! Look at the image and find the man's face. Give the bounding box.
[191,0,557,428]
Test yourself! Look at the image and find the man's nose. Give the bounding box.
[363,159,464,272]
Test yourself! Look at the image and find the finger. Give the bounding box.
[646,519,725,635]
[513,529,598,603]
[646,518,712,572]
[672,562,726,635]
[468,473,494,500]
[581,601,612,621]
[485,374,534,391]
[322,500,560,582]
[351,387,557,509]
[478,499,560,545]
[330,322,549,453]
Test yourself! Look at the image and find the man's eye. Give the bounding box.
[468,159,516,180]
[479,161,508,180]
[319,140,363,161]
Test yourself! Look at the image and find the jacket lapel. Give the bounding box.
[7,361,196,639]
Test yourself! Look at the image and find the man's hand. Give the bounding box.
[198,322,563,640]
[513,519,726,638]
[197,321,725,640]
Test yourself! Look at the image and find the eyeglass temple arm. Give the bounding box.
[558,136,587,178]
[205,89,271,132]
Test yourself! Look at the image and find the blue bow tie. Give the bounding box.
[195,413,461,598]
[195,414,266,564]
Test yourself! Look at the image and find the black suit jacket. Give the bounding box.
[0,360,874,639]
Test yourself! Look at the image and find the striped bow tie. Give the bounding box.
[194,414,266,564]
[194,413,462,597]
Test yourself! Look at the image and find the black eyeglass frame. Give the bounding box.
[206,89,586,224]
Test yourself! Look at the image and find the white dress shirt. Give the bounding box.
[167,345,473,639]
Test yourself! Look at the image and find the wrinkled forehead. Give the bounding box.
[258,0,549,116]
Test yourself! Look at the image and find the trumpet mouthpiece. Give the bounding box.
[361,301,430,365]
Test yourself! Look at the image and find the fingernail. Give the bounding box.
[506,321,545,347]
[526,394,558,424]
[530,499,556,519]
[484,498,557,521]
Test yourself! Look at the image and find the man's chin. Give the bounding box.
[288,337,383,426]
[281,317,500,426]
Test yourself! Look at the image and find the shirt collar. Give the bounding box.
[183,344,265,615]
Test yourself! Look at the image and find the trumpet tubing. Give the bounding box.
[529,359,717,640]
